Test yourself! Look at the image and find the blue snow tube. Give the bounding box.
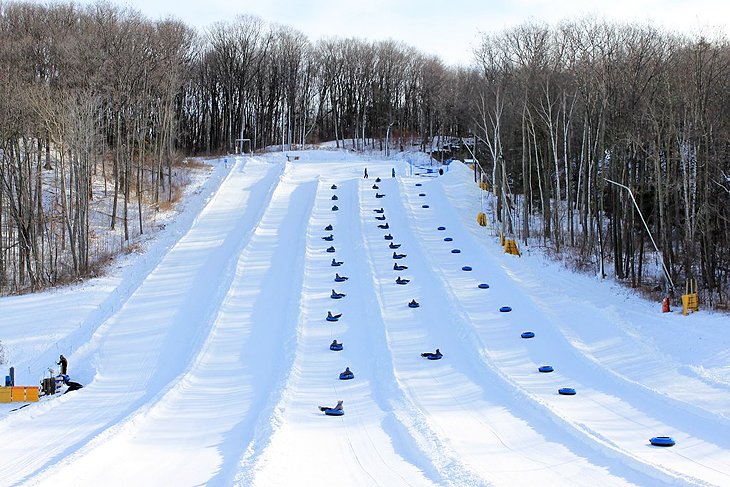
[326,246,336,253]
[330,343,343,351]
[334,276,348,282]
[331,260,343,267]
[499,306,512,312]
[422,353,443,360]
[538,365,554,373]
[437,226,446,231]
[478,283,490,289]
[521,331,535,339]
[451,249,461,253]
[462,266,472,271]
[331,292,345,299]
[415,183,422,187]
[408,300,420,308]
[422,205,430,208]
[444,237,453,242]
[558,388,576,395]
[326,316,340,322]
[650,436,675,447]
[324,408,344,416]
[419,193,426,196]
[323,235,334,241]
[339,371,354,380]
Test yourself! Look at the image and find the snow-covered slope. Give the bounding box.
[1,151,728,486]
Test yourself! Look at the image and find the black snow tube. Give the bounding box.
[330,343,344,351]
[325,224,333,231]
[462,266,472,271]
[334,275,348,282]
[332,205,339,211]
[389,243,401,249]
[331,184,337,190]
[331,260,343,267]
[332,195,338,200]
[393,264,408,271]
[415,183,422,187]
[451,249,461,253]
[331,290,346,299]
[322,235,334,241]
[419,193,426,196]
[384,234,393,240]
[378,223,390,229]
[478,283,490,289]
[422,205,430,208]
[437,226,446,231]
[375,215,386,221]
[444,237,453,242]
[372,184,379,189]
[393,253,407,259]
[375,193,385,198]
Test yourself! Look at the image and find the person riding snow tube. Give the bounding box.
[322,234,334,241]
[421,349,443,360]
[325,224,333,231]
[334,273,349,282]
[330,340,343,351]
[331,289,346,299]
[375,215,386,221]
[375,177,381,182]
[339,367,354,380]
[378,223,389,229]
[372,184,379,190]
[326,246,336,253]
[373,208,384,214]
[384,233,393,240]
[392,252,406,259]
[393,263,408,271]
[331,259,344,267]
[389,242,401,249]
[408,299,420,308]
[331,195,338,200]
[375,193,385,198]
[331,184,337,190]
[396,276,410,285]
[326,311,342,322]
[319,400,344,416]
[332,205,339,211]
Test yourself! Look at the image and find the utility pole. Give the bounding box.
[605,178,674,292]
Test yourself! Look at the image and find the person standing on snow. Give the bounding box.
[57,354,68,375]
[392,168,395,177]
[364,168,368,178]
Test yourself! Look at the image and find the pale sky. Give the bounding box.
[68,0,729,65]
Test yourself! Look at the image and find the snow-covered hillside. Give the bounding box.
[1,150,728,486]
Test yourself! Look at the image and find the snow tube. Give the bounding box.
[375,177,381,182]
[451,249,461,253]
[384,234,393,240]
[330,343,343,351]
[331,184,337,190]
[372,184,379,189]
[389,243,401,249]
[478,283,490,289]
[419,193,426,196]
[326,316,340,322]
[323,408,344,416]
[538,365,554,373]
[393,264,408,271]
[331,290,345,299]
[499,306,512,312]
[331,260,343,267]
[325,224,333,231]
[521,331,535,339]
[444,237,453,242]
[422,205,430,208]
[375,215,386,220]
[332,195,338,200]
[558,388,576,395]
[374,208,384,213]
[378,223,390,229]
[462,266,472,271]
[334,276,348,282]
[650,436,675,447]
[415,183,422,187]
[322,235,334,241]
[326,246,336,253]
[396,278,410,285]
[408,300,420,308]
[375,193,385,198]
[339,371,354,380]
[437,226,446,230]
[393,253,407,259]
[332,205,339,211]
[422,353,443,360]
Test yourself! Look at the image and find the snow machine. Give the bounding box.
[331,259,343,267]
[392,252,406,259]
[389,242,401,249]
[326,311,342,322]
[408,299,420,308]
[334,273,349,282]
[331,289,346,299]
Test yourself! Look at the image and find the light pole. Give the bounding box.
[605,178,674,292]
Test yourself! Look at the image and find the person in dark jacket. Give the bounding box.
[364,168,368,178]
[57,355,68,375]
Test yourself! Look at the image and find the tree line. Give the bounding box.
[1,1,728,307]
